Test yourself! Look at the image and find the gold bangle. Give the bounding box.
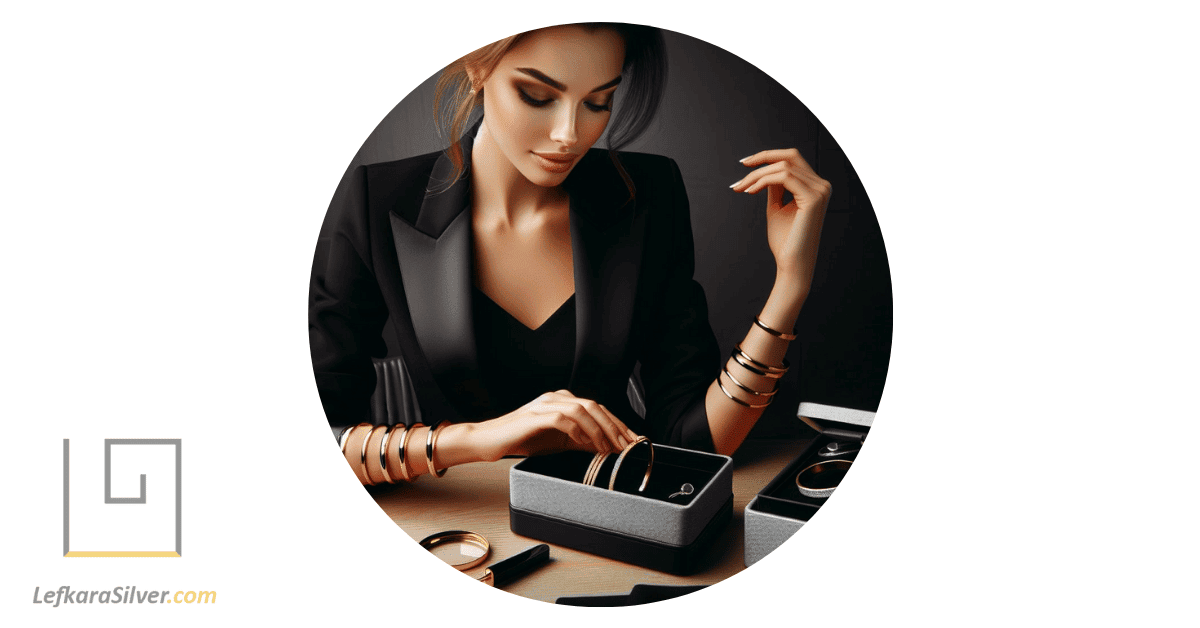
[360,425,386,486]
[754,316,797,341]
[795,459,853,498]
[425,422,448,478]
[341,423,369,483]
[397,423,422,481]
[608,436,654,493]
[378,424,396,484]
[583,452,607,486]
[339,423,368,455]
[722,365,779,397]
[731,345,788,378]
[417,530,491,571]
[717,376,773,408]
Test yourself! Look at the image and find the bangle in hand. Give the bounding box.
[583,452,608,486]
[378,424,396,485]
[754,316,797,341]
[360,424,386,486]
[608,436,654,493]
[425,422,448,478]
[397,423,422,481]
[731,345,788,378]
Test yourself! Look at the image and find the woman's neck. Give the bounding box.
[470,119,568,227]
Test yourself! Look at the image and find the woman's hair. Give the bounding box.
[433,23,667,197]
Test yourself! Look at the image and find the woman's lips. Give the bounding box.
[532,151,577,174]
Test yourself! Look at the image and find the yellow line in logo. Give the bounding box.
[64,551,181,557]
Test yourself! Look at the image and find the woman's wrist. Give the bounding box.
[428,422,494,466]
[771,269,809,305]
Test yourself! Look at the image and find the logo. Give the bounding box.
[62,439,182,557]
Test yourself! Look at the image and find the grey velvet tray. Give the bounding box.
[744,409,871,566]
[509,444,733,547]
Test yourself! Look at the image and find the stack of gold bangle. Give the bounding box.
[717,317,796,409]
[582,451,608,487]
[581,436,654,494]
[341,421,447,485]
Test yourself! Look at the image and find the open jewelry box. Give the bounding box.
[744,404,872,566]
[509,444,734,575]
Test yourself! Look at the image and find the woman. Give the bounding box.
[309,23,830,485]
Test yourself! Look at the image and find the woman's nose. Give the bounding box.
[549,106,578,148]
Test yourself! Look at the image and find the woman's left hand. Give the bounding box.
[731,148,831,300]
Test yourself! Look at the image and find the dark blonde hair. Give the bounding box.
[433,23,667,197]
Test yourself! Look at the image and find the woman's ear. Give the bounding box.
[464,64,482,93]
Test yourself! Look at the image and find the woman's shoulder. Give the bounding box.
[361,150,443,188]
[604,149,680,177]
[573,149,683,203]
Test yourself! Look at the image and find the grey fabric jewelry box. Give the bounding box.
[509,444,733,572]
[744,403,873,567]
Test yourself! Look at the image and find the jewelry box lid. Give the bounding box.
[796,401,872,441]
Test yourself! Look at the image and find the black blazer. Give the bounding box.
[309,136,721,452]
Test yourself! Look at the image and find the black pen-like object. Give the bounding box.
[477,544,550,587]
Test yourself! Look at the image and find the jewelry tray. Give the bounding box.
[509,444,734,575]
[744,411,871,567]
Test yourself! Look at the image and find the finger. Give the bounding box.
[743,170,825,198]
[548,405,613,453]
[730,161,788,191]
[767,181,784,212]
[538,411,592,447]
[740,171,794,196]
[739,148,814,171]
[579,399,632,450]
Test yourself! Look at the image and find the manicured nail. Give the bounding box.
[739,156,752,163]
[730,179,743,188]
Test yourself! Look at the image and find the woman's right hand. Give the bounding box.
[474,390,638,461]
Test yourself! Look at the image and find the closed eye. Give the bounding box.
[517,87,552,108]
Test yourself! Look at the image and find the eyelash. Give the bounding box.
[517,87,611,113]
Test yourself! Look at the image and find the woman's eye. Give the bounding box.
[584,100,612,113]
[517,88,552,108]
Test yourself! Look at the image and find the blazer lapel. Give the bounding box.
[388,135,646,411]
[567,151,646,400]
[389,142,484,404]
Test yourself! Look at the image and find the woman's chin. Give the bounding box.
[520,165,573,188]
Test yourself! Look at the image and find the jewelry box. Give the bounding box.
[509,444,734,575]
[743,404,872,566]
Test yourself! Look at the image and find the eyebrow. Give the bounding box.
[516,68,623,93]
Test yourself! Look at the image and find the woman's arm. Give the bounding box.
[704,148,831,455]
[339,391,639,485]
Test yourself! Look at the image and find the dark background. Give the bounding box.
[323,27,892,439]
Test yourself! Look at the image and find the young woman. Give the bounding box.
[309,23,830,485]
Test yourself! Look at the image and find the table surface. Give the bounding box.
[370,438,809,603]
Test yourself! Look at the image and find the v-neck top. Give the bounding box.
[472,286,576,416]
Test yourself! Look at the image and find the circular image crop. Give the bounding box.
[309,22,891,605]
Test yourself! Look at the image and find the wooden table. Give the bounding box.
[370,439,809,603]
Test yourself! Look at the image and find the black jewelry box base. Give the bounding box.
[510,495,733,576]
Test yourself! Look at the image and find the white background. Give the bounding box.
[3,1,1197,626]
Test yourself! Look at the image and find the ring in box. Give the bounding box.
[744,404,872,566]
[510,444,733,575]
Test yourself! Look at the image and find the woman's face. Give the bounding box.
[475,26,625,187]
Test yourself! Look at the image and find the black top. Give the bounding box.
[310,129,722,452]
[472,287,576,417]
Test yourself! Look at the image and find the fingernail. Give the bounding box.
[739,156,752,163]
[730,179,743,188]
